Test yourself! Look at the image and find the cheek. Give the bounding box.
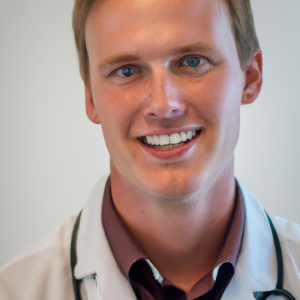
[92,82,147,142]
[207,72,243,153]
[183,69,243,158]
[97,86,129,122]
[188,69,243,125]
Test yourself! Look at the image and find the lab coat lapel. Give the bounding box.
[222,184,278,299]
[221,262,254,300]
[75,176,136,300]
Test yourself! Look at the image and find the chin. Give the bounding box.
[136,168,208,202]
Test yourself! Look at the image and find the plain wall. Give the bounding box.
[0,0,300,267]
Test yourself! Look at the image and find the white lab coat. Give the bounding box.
[0,175,299,300]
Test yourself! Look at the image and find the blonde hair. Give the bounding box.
[72,0,259,84]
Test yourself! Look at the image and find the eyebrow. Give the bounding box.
[170,42,221,60]
[98,53,142,69]
[98,42,220,71]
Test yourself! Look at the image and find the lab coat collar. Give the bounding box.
[222,183,278,299]
[75,176,278,299]
[75,176,136,299]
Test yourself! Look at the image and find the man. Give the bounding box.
[0,0,299,299]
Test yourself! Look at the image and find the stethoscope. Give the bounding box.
[70,210,296,300]
[253,211,295,300]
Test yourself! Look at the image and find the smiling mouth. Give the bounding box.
[138,130,202,150]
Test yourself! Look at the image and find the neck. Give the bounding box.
[110,158,236,293]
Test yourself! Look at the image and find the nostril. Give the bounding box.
[169,109,186,117]
[147,112,156,117]
[145,109,185,118]
[145,94,188,118]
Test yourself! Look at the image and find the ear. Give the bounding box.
[85,84,101,124]
[241,48,263,105]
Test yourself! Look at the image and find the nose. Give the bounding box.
[144,68,188,119]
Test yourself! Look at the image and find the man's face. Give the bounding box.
[85,0,247,199]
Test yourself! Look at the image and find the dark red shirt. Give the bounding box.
[102,177,244,300]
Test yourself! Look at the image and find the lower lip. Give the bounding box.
[139,132,201,160]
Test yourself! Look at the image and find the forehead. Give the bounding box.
[85,0,235,61]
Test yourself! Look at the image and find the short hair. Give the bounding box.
[72,0,259,85]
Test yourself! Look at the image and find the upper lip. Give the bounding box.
[138,126,203,138]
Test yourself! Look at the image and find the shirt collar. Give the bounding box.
[102,176,245,288]
[102,176,147,279]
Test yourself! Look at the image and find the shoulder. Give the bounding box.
[0,215,77,300]
[271,214,300,241]
[239,184,300,294]
[269,214,300,293]
[270,214,300,258]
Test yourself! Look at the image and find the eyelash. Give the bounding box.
[111,55,207,79]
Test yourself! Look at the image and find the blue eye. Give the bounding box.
[183,56,203,67]
[116,66,135,78]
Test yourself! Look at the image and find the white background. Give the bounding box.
[0,0,300,267]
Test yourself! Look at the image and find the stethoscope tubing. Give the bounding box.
[70,210,296,300]
[253,211,296,300]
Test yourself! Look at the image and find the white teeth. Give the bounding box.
[152,135,159,145]
[170,133,181,144]
[146,136,153,144]
[180,132,187,142]
[144,130,199,146]
[159,135,170,145]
